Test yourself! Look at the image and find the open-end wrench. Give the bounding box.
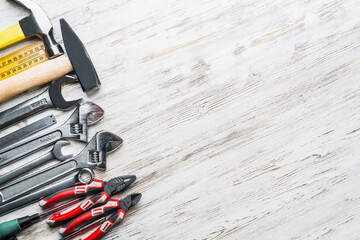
[0,131,123,215]
[0,76,81,130]
[0,171,93,217]
[0,102,104,167]
[0,140,72,186]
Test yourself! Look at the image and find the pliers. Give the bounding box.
[60,193,142,240]
[43,175,136,226]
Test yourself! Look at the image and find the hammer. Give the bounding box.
[0,0,63,58]
[0,1,100,101]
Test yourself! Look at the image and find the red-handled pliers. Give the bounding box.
[59,193,142,240]
[44,175,136,226]
[39,179,105,207]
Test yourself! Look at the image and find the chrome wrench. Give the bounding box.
[0,170,93,216]
[0,114,57,150]
[0,131,123,215]
[0,76,81,130]
[0,141,72,185]
[0,102,104,167]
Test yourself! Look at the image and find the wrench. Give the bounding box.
[0,170,94,216]
[0,131,123,215]
[0,114,57,150]
[0,140,72,186]
[0,76,81,130]
[0,102,104,167]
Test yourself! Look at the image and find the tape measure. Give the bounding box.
[0,41,49,81]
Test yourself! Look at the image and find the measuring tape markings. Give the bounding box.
[0,54,45,77]
[0,41,49,81]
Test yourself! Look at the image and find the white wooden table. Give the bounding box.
[1,0,360,239]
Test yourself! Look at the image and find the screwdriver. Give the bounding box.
[60,217,106,240]
[0,196,85,240]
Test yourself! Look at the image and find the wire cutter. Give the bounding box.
[43,175,136,226]
[59,193,142,240]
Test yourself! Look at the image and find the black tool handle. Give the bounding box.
[0,213,40,240]
[0,90,53,130]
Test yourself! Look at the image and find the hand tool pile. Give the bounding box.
[0,0,141,239]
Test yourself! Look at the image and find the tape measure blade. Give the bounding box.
[0,41,49,81]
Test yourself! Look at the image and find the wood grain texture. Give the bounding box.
[0,54,73,101]
[0,0,360,239]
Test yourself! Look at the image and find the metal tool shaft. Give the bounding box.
[0,140,71,186]
[0,159,80,204]
[0,102,103,167]
[0,175,81,216]
[0,90,53,130]
[0,130,62,167]
[0,151,54,186]
[60,217,106,240]
[0,131,120,216]
[0,114,56,150]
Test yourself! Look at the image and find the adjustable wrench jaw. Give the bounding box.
[60,102,104,142]
[75,131,123,170]
[96,131,123,169]
[79,102,104,126]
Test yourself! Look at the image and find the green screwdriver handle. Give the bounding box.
[0,214,40,240]
[0,197,83,240]
[0,219,21,239]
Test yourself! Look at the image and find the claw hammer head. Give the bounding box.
[10,0,63,58]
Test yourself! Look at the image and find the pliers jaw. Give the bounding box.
[103,175,136,196]
[58,193,142,238]
[120,193,142,212]
[44,175,136,226]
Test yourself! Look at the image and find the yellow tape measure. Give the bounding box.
[0,41,49,81]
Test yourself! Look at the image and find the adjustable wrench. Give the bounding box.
[0,131,123,215]
[0,141,72,185]
[0,76,81,130]
[0,102,104,167]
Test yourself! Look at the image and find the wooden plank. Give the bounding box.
[0,0,360,239]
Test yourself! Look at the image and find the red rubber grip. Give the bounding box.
[40,179,104,207]
[40,188,76,207]
[48,192,110,225]
[60,211,93,234]
[48,205,85,224]
[81,209,126,240]
[60,199,120,235]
